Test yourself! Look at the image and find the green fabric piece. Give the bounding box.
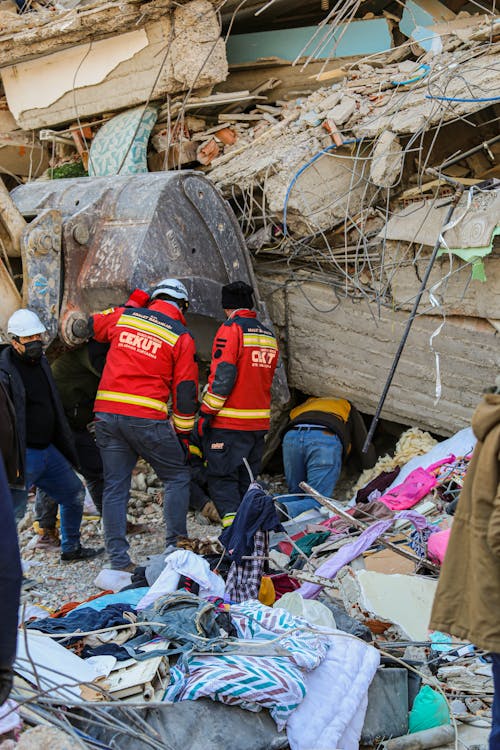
[437,226,500,283]
[290,532,331,564]
[409,686,450,733]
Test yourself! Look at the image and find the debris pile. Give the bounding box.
[1,425,493,749]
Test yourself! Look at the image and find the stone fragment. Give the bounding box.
[370,130,403,187]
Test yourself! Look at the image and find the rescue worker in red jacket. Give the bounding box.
[90,279,198,571]
[198,281,278,527]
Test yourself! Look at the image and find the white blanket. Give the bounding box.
[286,631,380,750]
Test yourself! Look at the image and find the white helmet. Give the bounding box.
[7,309,46,337]
[151,278,189,301]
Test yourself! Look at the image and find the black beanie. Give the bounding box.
[221,281,254,310]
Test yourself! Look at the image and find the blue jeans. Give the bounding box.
[95,413,190,569]
[491,653,500,750]
[282,428,343,517]
[11,445,84,552]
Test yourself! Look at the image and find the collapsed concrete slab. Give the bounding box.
[1,0,227,129]
[259,274,499,436]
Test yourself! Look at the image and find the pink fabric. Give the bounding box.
[427,528,451,564]
[378,467,437,511]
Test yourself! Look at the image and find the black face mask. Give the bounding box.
[19,340,43,364]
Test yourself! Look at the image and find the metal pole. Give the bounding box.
[362,180,465,453]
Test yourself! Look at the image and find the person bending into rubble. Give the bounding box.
[89,279,199,571]
[279,396,376,519]
[430,383,500,750]
[197,281,279,528]
[0,309,103,562]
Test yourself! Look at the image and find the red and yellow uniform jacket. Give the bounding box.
[201,309,278,431]
[90,300,198,434]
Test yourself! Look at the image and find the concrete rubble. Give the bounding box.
[0,0,499,748]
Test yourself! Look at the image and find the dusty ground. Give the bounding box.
[18,463,356,612]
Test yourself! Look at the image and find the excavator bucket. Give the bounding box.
[11,171,289,402]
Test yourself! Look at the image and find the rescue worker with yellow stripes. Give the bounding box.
[90,279,198,571]
[198,281,279,527]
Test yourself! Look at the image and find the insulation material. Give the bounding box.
[356,571,438,641]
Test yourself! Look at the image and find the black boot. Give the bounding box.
[61,544,104,563]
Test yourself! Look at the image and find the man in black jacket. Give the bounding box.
[0,309,103,562]
[279,396,376,519]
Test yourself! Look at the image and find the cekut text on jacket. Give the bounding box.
[201,309,278,431]
[90,300,198,434]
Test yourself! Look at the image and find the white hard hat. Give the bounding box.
[151,278,189,301]
[7,309,46,337]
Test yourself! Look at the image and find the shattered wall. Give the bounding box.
[259,275,500,436]
[1,0,227,129]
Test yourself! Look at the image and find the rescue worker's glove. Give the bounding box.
[124,289,150,308]
[0,666,13,706]
[197,411,212,439]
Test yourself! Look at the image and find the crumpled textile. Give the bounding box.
[0,699,22,737]
[378,467,438,510]
[137,591,235,653]
[164,600,330,730]
[83,610,136,648]
[137,550,225,610]
[289,532,331,563]
[298,511,431,599]
[51,590,113,618]
[26,604,136,646]
[219,482,282,564]
[224,530,266,603]
[286,632,380,750]
[355,468,401,504]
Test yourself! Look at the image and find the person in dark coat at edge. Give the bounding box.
[0,455,22,708]
[197,281,279,528]
[0,308,103,562]
[429,381,500,750]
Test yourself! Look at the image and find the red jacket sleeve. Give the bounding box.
[89,307,123,343]
[171,333,199,435]
[201,322,240,417]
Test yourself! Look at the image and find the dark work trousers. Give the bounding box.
[189,457,209,512]
[95,413,190,570]
[205,428,266,517]
[491,653,500,750]
[35,427,104,528]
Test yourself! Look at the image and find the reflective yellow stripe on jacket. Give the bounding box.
[96,390,168,413]
[172,412,195,432]
[116,315,180,347]
[203,391,227,411]
[217,407,271,419]
[242,333,277,349]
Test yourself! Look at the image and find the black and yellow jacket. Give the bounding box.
[286,397,376,470]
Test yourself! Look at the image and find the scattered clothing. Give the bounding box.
[355,467,400,504]
[26,604,135,646]
[298,511,431,599]
[289,531,331,564]
[427,528,451,565]
[165,601,330,730]
[219,483,282,564]
[225,530,267,603]
[137,550,225,610]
